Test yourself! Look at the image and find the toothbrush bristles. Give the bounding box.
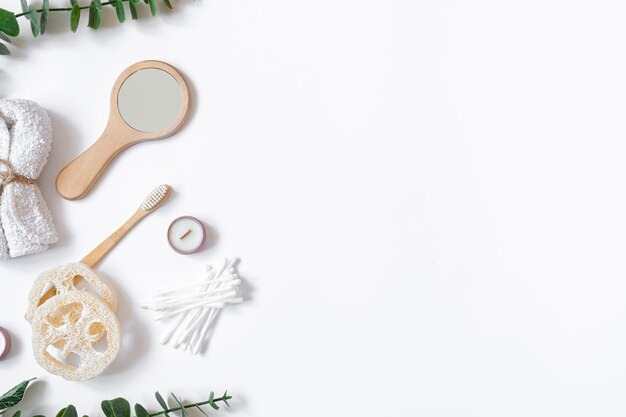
[141,184,171,211]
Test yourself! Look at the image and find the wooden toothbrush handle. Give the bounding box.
[38,210,148,306]
[81,210,147,268]
[56,129,133,200]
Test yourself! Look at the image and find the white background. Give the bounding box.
[1,0,626,415]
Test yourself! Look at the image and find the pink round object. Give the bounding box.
[0,327,11,360]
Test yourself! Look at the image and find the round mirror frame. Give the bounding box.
[110,60,190,139]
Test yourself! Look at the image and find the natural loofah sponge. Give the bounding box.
[31,291,121,381]
[26,262,118,323]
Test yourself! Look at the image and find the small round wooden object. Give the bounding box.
[56,60,190,200]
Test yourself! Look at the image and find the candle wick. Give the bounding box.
[180,229,193,240]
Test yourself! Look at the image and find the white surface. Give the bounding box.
[1,0,626,415]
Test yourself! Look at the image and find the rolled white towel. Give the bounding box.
[0,99,58,259]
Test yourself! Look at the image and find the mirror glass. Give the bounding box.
[117,68,184,133]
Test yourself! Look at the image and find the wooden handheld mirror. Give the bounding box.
[56,60,190,200]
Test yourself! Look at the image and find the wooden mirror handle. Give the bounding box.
[56,61,190,201]
[56,128,134,200]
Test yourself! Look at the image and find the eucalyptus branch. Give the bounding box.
[1,379,234,417]
[15,1,122,18]
[147,393,233,417]
[0,0,176,55]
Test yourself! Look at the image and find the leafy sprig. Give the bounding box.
[0,379,233,417]
[54,392,233,417]
[0,0,175,55]
[0,378,36,415]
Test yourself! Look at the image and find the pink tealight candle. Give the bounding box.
[168,216,206,254]
[0,327,11,360]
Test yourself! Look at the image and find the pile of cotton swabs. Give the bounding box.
[140,258,243,354]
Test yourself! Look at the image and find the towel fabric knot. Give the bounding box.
[0,99,58,259]
[0,159,37,189]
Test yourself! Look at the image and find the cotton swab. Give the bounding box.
[155,296,242,321]
[172,262,230,349]
[142,258,243,354]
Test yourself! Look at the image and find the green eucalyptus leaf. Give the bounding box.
[162,0,173,10]
[59,405,78,417]
[56,408,67,417]
[19,0,28,14]
[207,393,218,411]
[70,0,78,5]
[192,405,208,417]
[221,391,231,408]
[88,2,101,29]
[154,392,169,417]
[131,0,141,4]
[170,394,187,417]
[101,398,130,417]
[33,415,46,417]
[40,11,47,34]
[28,7,40,37]
[0,32,11,44]
[0,42,9,56]
[0,379,36,410]
[148,0,157,16]
[70,3,80,32]
[93,0,102,10]
[134,404,150,417]
[12,411,21,417]
[129,1,138,20]
[40,0,49,34]
[115,0,125,23]
[0,8,19,37]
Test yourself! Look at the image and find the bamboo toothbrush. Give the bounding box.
[40,184,172,304]
[81,184,172,268]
